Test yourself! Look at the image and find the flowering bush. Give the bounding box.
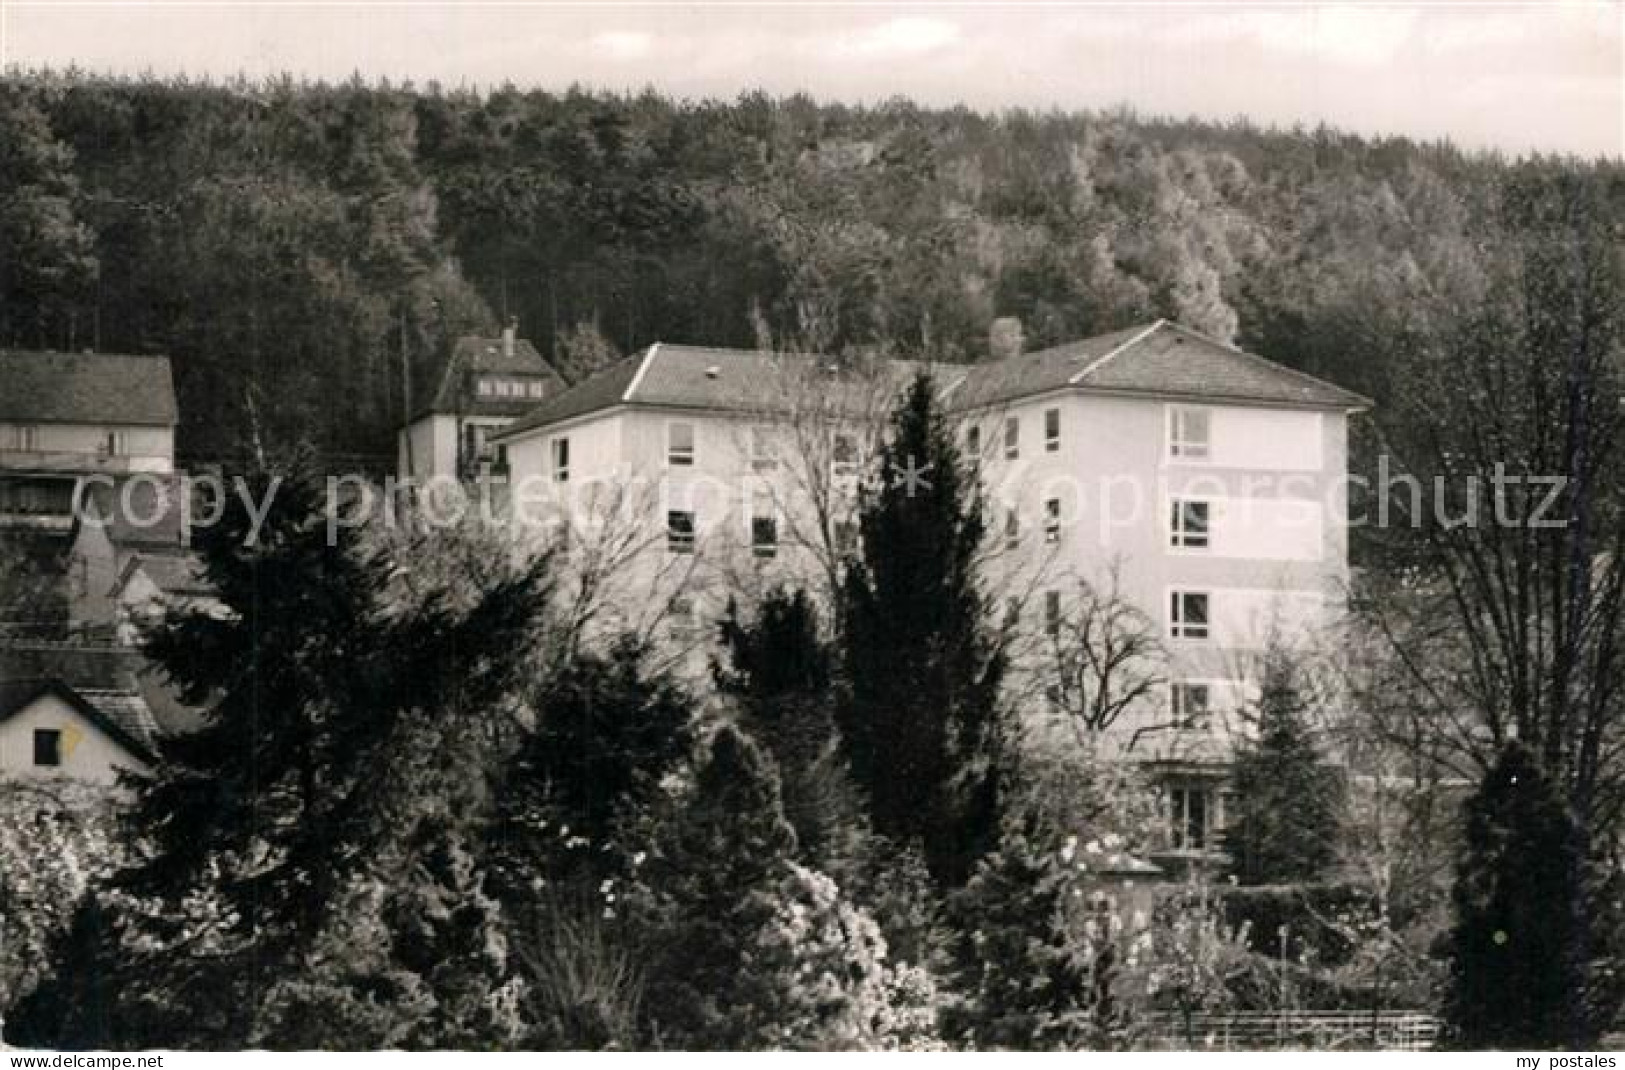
[0,779,120,1017]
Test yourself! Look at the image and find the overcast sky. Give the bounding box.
[2,2,1620,158]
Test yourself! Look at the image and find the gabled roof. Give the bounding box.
[0,351,178,426]
[955,320,1371,411]
[0,637,173,744]
[115,550,213,600]
[416,334,568,420]
[494,321,1370,440]
[0,677,158,763]
[948,323,1156,410]
[496,343,935,441]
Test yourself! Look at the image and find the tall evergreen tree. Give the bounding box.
[21,465,550,1048]
[1223,648,1342,884]
[488,636,696,890]
[715,588,859,866]
[643,726,799,1047]
[1446,742,1595,1049]
[839,371,1008,887]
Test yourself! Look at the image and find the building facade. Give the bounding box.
[489,320,1369,859]
[397,323,568,484]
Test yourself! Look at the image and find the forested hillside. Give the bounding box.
[2,72,1620,463]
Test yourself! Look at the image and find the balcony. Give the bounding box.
[0,448,171,476]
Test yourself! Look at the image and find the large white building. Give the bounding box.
[491,320,1369,861]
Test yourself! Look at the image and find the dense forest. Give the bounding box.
[1,71,1621,464]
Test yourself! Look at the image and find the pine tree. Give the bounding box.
[25,464,550,1047]
[715,588,860,867]
[643,726,799,1047]
[946,811,1125,1050]
[485,636,696,913]
[1223,649,1342,884]
[839,371,1008,887]
[1446,741,1595,1049]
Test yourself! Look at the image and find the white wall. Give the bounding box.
[0,421,172,474]
[0,691,150,785]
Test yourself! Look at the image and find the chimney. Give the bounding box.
[502,317,518,358]
[989,316,1024,361]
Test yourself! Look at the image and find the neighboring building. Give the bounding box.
[0,350,177,534]
[0,645,166,784]
[397,322,568,483]
[492,320,1370,863]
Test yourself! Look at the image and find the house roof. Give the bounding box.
[0,642,189,747]
[0,351,178,426]
[0,677,158,763]
[954,320,1372,411]
[496,321,1369,441]
[416,334,568,420]
[116,550,213,599]
[496,343,936,441]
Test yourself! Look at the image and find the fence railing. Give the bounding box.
[1141,1010,1441,1051]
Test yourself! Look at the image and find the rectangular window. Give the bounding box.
[551,437,570,482]
[1169,406,1212,461]
[667,509,696,554]
[103,431,127,457]
[751,427,779,472]
[832,432,859,479]
[668,422,696,466]
[965,425,980,456]
[1044,408,1060,452]
[1170,591,1211,640]
[750,491,777,558]
[1044,590,1062,636]
[33,728,62,767]
[1170,499,1211,549]
[477,378,495,397]
[1169,786,1209,850]
[1004,416,1020,459]
[1043,498,1062,543]
[19,425,37,451]
[528,381,547,399]
[1004,508,1020,549]
[1171,683,1212,728]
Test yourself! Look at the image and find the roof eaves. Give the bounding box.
[1163,321,1375,411]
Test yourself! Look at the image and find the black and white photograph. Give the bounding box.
[0,0,1621,1055]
